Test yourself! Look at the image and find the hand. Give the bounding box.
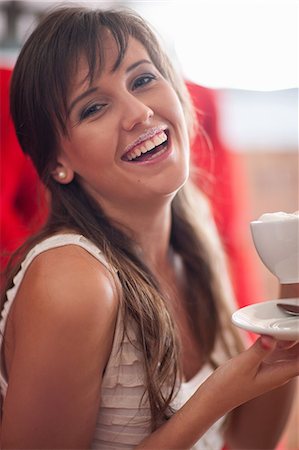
[264,338,299,363]
[209,336,299,414]
[135,336,298,450]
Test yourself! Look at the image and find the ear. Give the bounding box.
[51,163,74,184]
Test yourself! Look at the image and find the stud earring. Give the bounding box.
[57,169,67,180]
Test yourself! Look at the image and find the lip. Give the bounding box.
[122,128,173,167]
[121,125,168,159]
[128,141,172,165]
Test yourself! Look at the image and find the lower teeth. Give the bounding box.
[146,146,167,160]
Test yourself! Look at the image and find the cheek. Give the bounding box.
[161,87,189,136]
[62,129,115,173]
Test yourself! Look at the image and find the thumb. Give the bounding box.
[246,335,277,365]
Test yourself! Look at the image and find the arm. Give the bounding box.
[1,245,119,449]
[224,376,297,449]
[136,335,298,450]
[224,283,299,450]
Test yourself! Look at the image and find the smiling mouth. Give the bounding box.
[121,130,169,163]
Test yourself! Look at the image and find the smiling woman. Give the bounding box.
[0,5,298,450]
[57,33,190,208]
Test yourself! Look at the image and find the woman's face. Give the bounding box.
[57,33,190,216]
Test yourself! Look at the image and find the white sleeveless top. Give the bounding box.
[0,234,226,450]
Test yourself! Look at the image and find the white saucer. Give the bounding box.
[232,298,299,340]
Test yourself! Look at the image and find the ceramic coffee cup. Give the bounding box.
[250,212,299,284]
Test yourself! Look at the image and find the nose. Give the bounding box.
[120,93,154,131]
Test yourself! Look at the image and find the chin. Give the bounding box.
[155,166,189,197]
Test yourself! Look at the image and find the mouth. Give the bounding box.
[121,129,169,163]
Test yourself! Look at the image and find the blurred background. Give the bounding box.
[0,0,298,448]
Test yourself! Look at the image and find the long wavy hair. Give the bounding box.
[2,5,243,430]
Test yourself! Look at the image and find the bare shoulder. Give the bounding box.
[10,244,120,371]
[15,244,119,326]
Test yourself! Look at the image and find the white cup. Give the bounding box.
[250,212,299,284]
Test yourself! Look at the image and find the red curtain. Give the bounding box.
[187,82,264,307]
[0,67,47,268]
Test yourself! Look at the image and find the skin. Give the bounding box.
[1,34,298,449]
[1,245,119,448]
[57,33,189,266]
[224,283,299,449]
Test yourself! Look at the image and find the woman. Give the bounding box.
[0,5,298,449]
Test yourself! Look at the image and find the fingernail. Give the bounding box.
[260,335,275,350]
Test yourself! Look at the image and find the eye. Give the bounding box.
[132,74,157,90]
[80,103,106,120]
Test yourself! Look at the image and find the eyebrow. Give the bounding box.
[125,59,152,73]
[68,87,98,116]
[68,59,152,115]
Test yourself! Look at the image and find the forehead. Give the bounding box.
[69,34,151,95]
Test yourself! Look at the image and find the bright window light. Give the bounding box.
[131,0,298,91]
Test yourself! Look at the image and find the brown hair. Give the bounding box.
[3,5,242,430]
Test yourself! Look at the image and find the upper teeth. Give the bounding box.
[127,131,167,161]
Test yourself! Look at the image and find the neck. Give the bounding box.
[136,209,173,273]
[100,197,174,272]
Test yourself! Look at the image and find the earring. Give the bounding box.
[57,169,67,180]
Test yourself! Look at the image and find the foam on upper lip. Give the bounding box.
[122,126,168,158]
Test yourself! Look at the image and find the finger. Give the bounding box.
[277,340,299,350]
[245,335,277,366]
[265,353,299,382]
